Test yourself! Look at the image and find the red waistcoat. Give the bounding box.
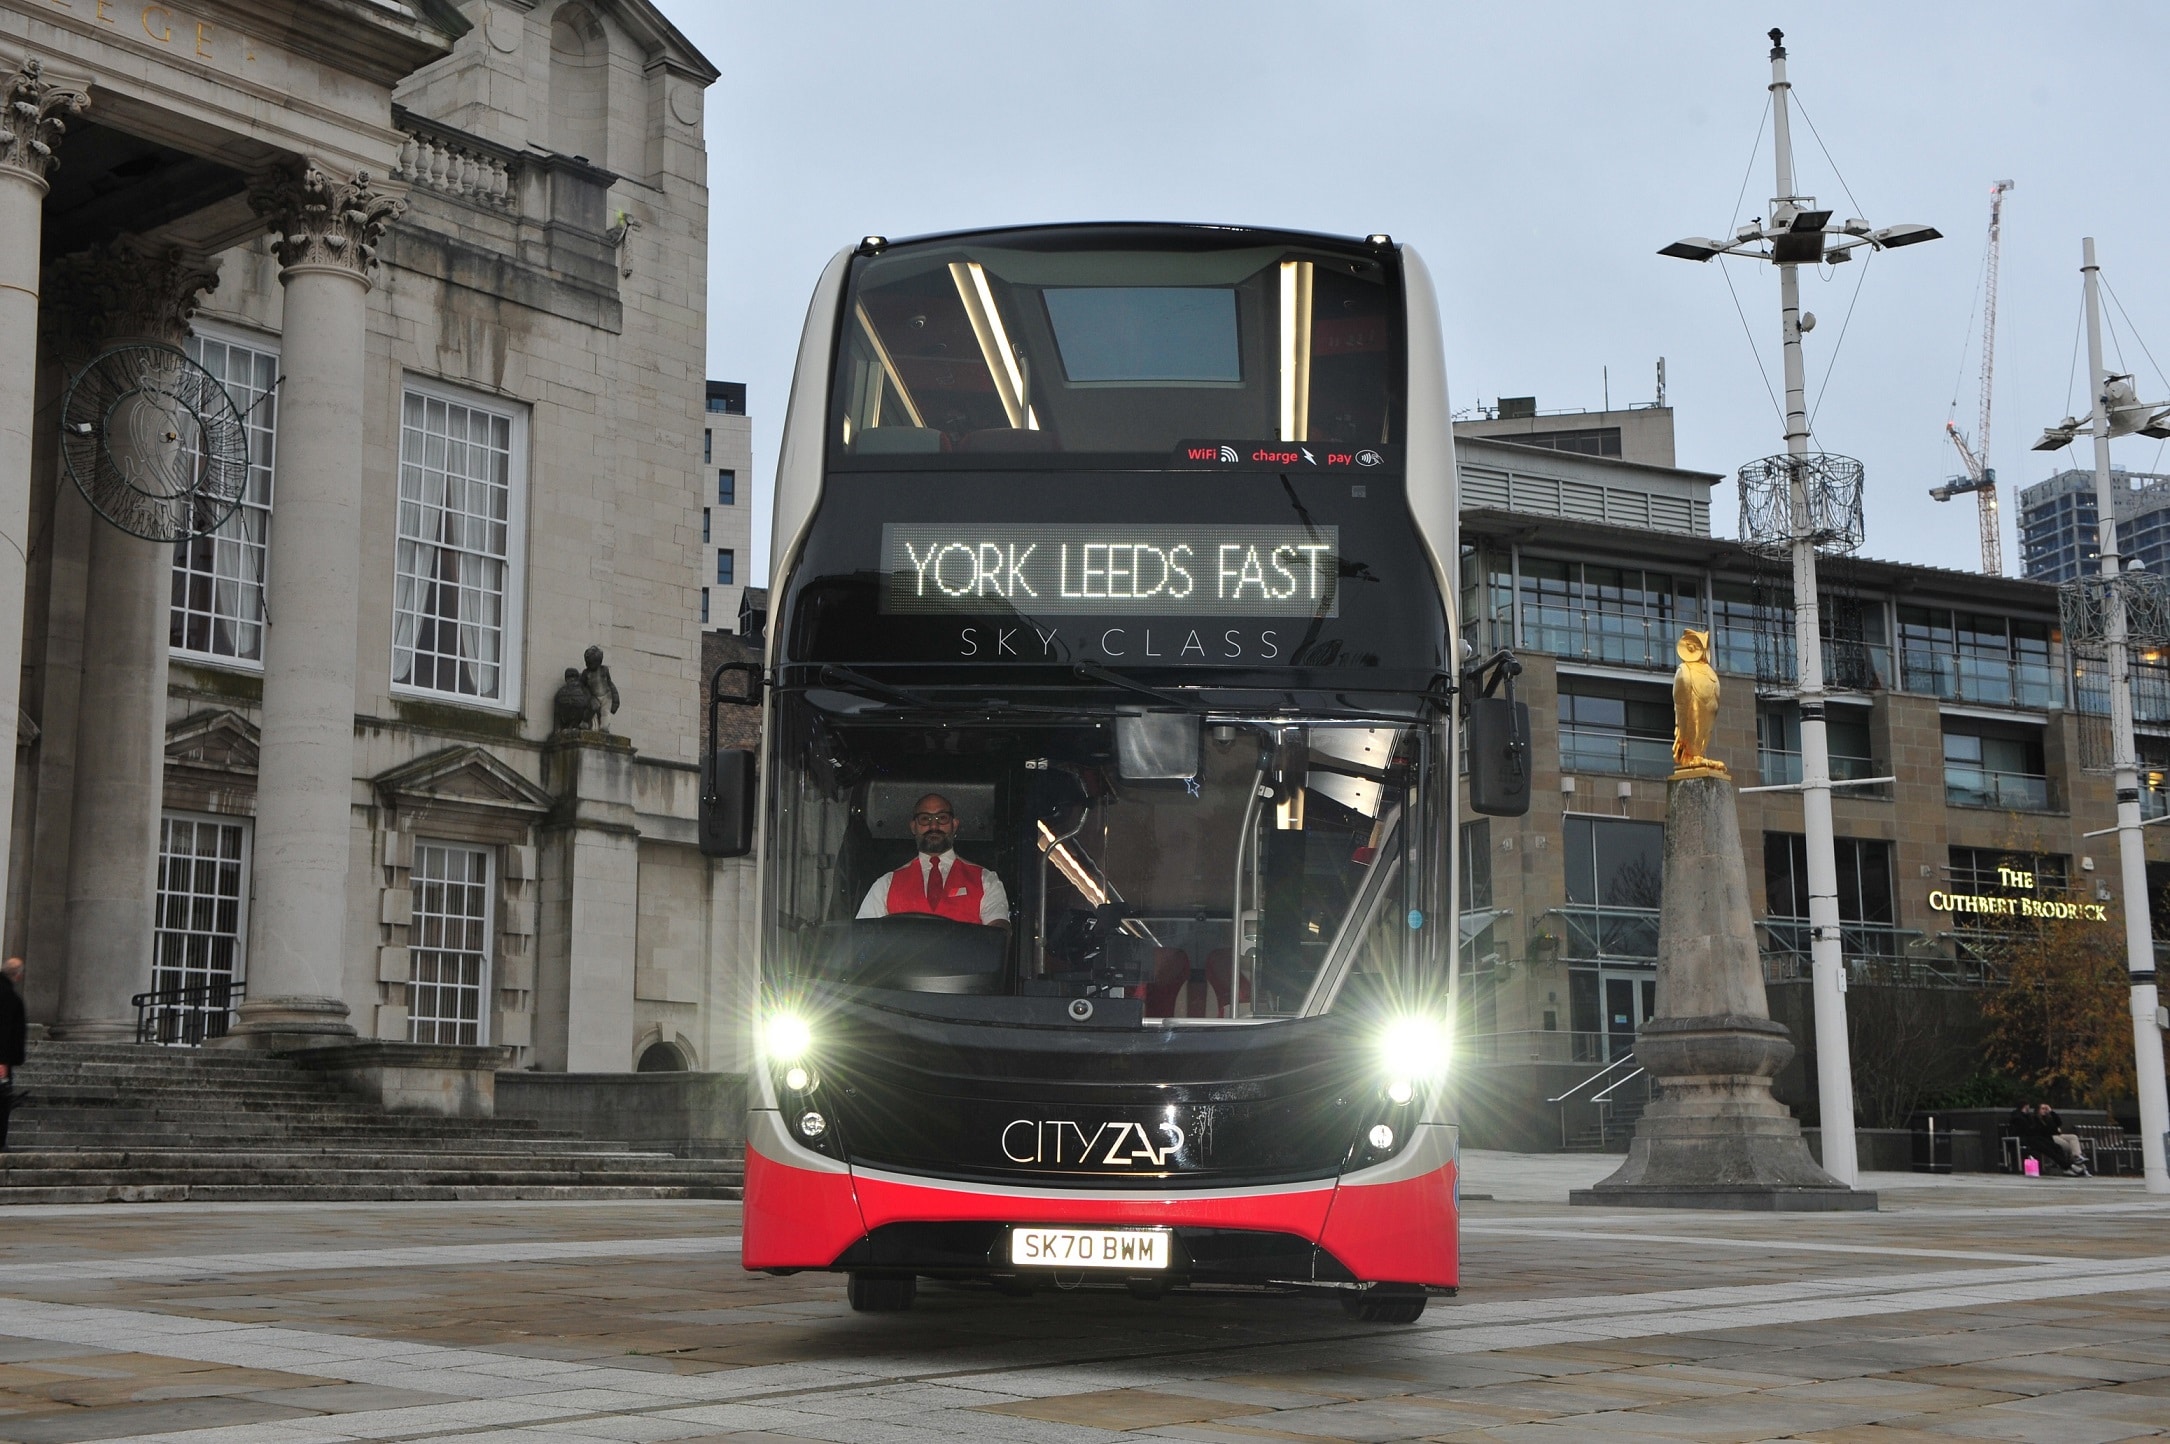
[884,857,985,924]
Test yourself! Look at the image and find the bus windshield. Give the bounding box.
[833,231,1402,460]
[764,693,1440,1019]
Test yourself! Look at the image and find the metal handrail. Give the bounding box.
[131,978,245,1047]
[1545,1052,1640,1105]
[1590,1066,1647,1103]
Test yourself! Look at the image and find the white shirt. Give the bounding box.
[858,850,1010,926]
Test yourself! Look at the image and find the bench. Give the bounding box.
[2075,1123,2143,1176]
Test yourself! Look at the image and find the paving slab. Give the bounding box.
[0,1179,2157,1441]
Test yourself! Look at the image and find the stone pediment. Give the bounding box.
[593,0,721,83]
[166,709,259,775]
[374,745,554,815]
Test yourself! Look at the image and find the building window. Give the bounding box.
[1943,722,2051,811]
[1498,426,1622,457]
[718,468,735,506]
[147,814,250,1045]
[1558,676,1672,777]
[392,383,525,704]
[1520,558,1700,669]
[1756,703,1877,786]
[1764,835,1896,923]
[1561,815,1663,960]
[1458,819,1492,911]
[703,429,711,464]
[700,587,710,625]
[1899,606,2058,708]
[717,548,734,586]
[172,332,277,665]
[702,507,710,543]
[409,842,491,1045]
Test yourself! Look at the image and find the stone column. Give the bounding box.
[1571,773,1873,1211]
[0,59,87,948]
[51,240,221,1039]
[225,163,401,1048]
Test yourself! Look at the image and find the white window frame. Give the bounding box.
[148,811,253,1045]
[390,375,530,713]
[172,323,280,671]
[407,839,494,1046]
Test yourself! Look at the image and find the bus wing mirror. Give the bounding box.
[701,747,757,858]
[702,659,764,858]
[1463,651,1531,818]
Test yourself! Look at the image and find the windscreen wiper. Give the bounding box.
[818,664,941,709]
[1072,661,1207,711]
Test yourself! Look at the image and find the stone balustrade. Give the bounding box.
[391,120,516,209]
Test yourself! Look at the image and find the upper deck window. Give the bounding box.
[1042,287,1241,383]
[834,230,1401,462]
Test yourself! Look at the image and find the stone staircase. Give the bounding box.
[1,1040,744,1203]
[1563,1083,1652,1153]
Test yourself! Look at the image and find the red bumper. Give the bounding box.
[742,1143,1458,1287]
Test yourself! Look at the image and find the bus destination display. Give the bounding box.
[881,523,1339,618]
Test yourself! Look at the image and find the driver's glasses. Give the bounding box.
[911,812,954,825]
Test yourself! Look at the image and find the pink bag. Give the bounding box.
[2023,1156,2040,1177]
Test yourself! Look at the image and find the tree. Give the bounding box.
[1978,903,2159,1111]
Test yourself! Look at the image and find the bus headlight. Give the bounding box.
[765,1012,814,1063]
[1380,1016,1449,1090]
[782,1066,812,1092]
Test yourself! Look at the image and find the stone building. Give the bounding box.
[0,0,758,1083]
[1451,408,2170,1149]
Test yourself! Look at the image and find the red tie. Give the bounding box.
[925,858,944,911]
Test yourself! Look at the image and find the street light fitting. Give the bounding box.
[2034,419,2082,452]
[1658,237,1726,262]
[1868,222,1941,248]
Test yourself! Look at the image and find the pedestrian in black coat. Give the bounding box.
[0,957,25,1152]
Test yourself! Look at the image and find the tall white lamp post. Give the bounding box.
[1659,29,1940,1187]
[2035,238,2170,1194]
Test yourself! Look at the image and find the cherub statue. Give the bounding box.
[581,645,620,732]
[1671,628,1726,778]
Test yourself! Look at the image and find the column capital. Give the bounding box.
[0,57,88,187]
[46,236,220,349]
[250,161,404,281]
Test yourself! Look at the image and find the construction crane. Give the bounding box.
[1930,179,2014,574]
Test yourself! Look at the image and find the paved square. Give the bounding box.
[0,1154,2163,1442]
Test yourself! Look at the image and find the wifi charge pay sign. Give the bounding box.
[881,523,1339,618]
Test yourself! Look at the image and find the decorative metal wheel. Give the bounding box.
[60,343,249,542]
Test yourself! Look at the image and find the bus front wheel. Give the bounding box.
[1342,1284,1426,1324]
[847,1273,917,1312]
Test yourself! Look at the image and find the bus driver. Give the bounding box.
[857,793,1011,931]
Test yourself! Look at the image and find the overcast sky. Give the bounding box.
[669,1,2170,582]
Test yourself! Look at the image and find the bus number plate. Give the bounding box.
[1009,1226,1170,1270]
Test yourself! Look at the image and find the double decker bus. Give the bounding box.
[707,223,1509,1322]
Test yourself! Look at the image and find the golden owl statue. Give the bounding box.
[1672,628,1726,778]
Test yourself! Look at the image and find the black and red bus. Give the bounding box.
[705,223,1521,1322]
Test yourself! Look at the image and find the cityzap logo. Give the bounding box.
[1002,1118,1186,1168]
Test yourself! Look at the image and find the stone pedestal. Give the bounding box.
[1571,773,1874,1211]
[533,732,639,1072]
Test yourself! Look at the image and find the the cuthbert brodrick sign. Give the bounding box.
[1928,865,2111,922]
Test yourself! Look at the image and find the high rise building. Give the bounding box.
[2018,467,2170,582]
[701,380,753,630]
